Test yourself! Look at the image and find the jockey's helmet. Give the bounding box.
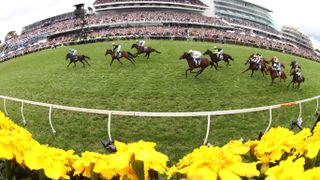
[213,46,217,49]
[112,42,115,45]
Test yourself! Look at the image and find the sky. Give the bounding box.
[0,0,320,49]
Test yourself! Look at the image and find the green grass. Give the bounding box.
[0,40,320,164]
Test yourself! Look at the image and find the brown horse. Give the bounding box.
[179,52,212,78]
[131,43,161,60]
[242,54,269,77]
[105,49,136,66]
[267,66,287,85]
[203,49,234,68]
[287,68,305,88]
[66,53,90,68]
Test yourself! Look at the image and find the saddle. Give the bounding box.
[116,52,122,58]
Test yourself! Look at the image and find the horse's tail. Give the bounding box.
[228,55,234,61]
[154,49,161,54]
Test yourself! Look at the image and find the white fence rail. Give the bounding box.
[1,95,319,144]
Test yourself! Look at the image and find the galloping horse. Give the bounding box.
[203,49,234,68]
[267,66,287,85]
[131,43,161,60]
[242,54,269,77]
[288,67,305,88]
[65,53,91,67]
[179,52,212,78]
[105,49,136,66]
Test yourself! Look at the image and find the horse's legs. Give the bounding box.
[195,68,204,78]
[73,62,76,68]
[83,59,90,66]
[211,63,218,70]
[146,52,150,60]
[67,60,72,67]
[80,60,85,68]
[110,59,115,66]
[225,60,230,66]
[242,68,250,74]
[287,81,293,88]
[261,69,264,77]
[126,57,135,65]
[270,78,274,85]
[185,68,192,77]
[117,58,124,65]
[250,70,254,77]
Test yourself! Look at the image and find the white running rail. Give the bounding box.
[1,95,319,144]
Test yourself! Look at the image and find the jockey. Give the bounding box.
[255,53,262,69]
[213,46,223,60]
[291,60,302,76]
[69,48,77,56]
[112,42,121,57]
[136,40,145,48]
[69,48,77,60]
[189,50,202,66]
[272,56,281,76]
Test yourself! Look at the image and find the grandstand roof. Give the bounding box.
[93,0,207,7]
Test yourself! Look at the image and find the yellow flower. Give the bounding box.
[24,145,76,179]
[168,145,259,179]
[303,167,320,179]
[265,157,305,180]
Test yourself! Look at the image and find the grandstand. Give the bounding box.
[281,26,313,50]
[212,0,277,36]
[0,0,320,62]
[93,0,207,14]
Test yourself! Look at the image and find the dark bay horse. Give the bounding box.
[131,43,161,60]
[288,68,305,88]
[267,66,287,85]
[105,49,136,66]
[203,49,234,68]
[242,54,269,77]
[179,52,212,78]
[65,53,90,67]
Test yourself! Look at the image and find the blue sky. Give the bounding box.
[0,0,319,49]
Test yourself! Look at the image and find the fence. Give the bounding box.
[1,95,319,145]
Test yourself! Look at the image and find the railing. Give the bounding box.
[1,95,319,144]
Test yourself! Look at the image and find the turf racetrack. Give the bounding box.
[0,40,319,163]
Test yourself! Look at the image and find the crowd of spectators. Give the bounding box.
[1,11,319,62]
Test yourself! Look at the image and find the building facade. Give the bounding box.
[281,26,313,50]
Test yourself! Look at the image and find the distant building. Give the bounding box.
[281,26,313,50]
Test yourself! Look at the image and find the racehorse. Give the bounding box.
[287,67,305,88]
[131,43,161,60]
[179,52,212,78]
[105,49,136,66]
[65,53,90,68]
[203,49,234,68]
[242,54,269,77]
[267,66,287,85]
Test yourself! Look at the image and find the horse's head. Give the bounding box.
[66,53,71,60]
[105,49,113,56]
[131,43,138,49]
[203,49,211,56]
[179,52,190,60]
